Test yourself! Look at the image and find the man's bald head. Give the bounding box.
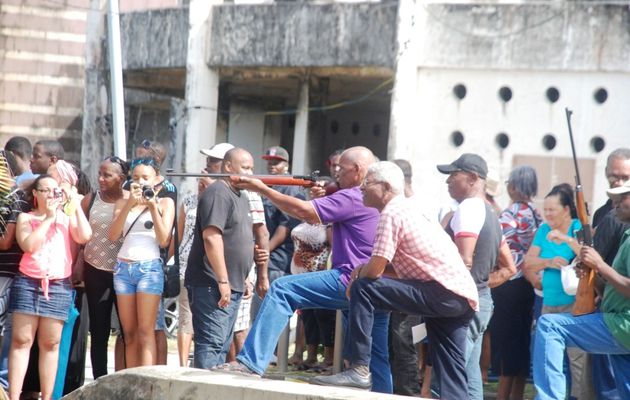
[335,146,376,189]
[222,148,254,176]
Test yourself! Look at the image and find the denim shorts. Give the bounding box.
[113,258,164,296]
[8,274,73,321]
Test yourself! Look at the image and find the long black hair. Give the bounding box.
[546,183,577,219]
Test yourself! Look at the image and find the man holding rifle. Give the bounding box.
[533,181,630,400]
[219,146,393,393]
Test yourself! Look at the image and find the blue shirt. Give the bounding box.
[532,219,581,306]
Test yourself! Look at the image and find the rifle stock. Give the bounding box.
[572,188,597,316]
[566,108,597,316]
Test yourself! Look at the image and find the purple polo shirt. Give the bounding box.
[312,186,379,286]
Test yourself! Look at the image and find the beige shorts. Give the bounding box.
[178,280,193,335]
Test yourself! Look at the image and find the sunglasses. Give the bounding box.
[141,139,152,149]
[105,156,129,175]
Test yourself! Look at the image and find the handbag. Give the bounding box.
[561,260,579,296]
[162,202,180,298]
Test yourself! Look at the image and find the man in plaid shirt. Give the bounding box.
[312,161,478,397]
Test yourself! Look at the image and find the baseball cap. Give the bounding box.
[437,153,488,179]
[262,146,289,162]
[607,180,630,201]
[200,143,234,160]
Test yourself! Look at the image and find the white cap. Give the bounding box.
[200,143,234,160]
[607,180,630,201]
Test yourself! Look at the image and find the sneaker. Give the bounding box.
[310,368,372,390]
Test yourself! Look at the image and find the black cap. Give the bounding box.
[437,153,488,179]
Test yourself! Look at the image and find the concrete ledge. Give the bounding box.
[63,366,418,399]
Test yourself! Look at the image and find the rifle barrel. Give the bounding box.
[565,108,582,186]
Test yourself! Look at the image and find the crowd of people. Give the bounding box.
[0,135,630,400]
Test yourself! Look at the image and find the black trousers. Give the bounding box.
[389,311,423,396]
[302,308,336,347]
[349,278,474,400]
[84,263,116,379]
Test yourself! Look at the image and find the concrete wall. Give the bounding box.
[207,2,398,68]
[64,366,416,400]
[417,3,630,72]
[1,0,88,162]
[389,2,630,217]
[120,8,189,71]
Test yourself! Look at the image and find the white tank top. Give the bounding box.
[117,208,161,261]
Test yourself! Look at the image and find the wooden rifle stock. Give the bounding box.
[572,189,596,316]
[165,171,318,188]
[566,108,597,316]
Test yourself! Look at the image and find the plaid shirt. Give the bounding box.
[372,196,479,310]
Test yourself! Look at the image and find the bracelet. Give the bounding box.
[217,280,229,284]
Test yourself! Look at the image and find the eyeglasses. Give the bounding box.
[206,157,222,167]
[360,180,383,189]
[35,188,57,194]
[607,174,630,184]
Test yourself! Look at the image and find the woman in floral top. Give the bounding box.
[490,166,542,400]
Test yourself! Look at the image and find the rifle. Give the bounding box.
[165,170,319,188]
[566,108,596,316]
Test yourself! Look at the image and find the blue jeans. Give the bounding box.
[534,312,630,400]
[465,290,493,400]
[237,269,393,393]
[188,284,242,369]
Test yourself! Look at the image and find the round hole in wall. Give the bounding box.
[542,134,557,151]
[372,124,381,137]
[495,132,510,149]
[453,84,467,100]
[594,88,608,104]
[590,136,606,153]
[451,130,464,147]
[498,86,513,102]
[351,122,360,135]
[330,120,339,134]
[546,87,560,103]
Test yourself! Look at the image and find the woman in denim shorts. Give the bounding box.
[8,175,92,400]
[108,158,175,367]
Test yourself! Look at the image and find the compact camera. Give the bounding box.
[53,188,63,199]
[141,185,155,200]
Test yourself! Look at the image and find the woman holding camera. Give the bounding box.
[8,175,92,400]
[108,158,174,368]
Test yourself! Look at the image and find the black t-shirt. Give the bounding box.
[0,190,31,277]
[185,180,253,292]
[593,199,613,229]
[593,209,630,266]
[263,185,304,274]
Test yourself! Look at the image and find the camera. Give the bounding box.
[141,185,155,200]
[53,188,63,199]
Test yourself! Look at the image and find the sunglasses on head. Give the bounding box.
[104,156,129,175]
[141,139,152,149]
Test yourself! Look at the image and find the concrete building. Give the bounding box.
[0,0,89,162]
[79,0,630,212]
